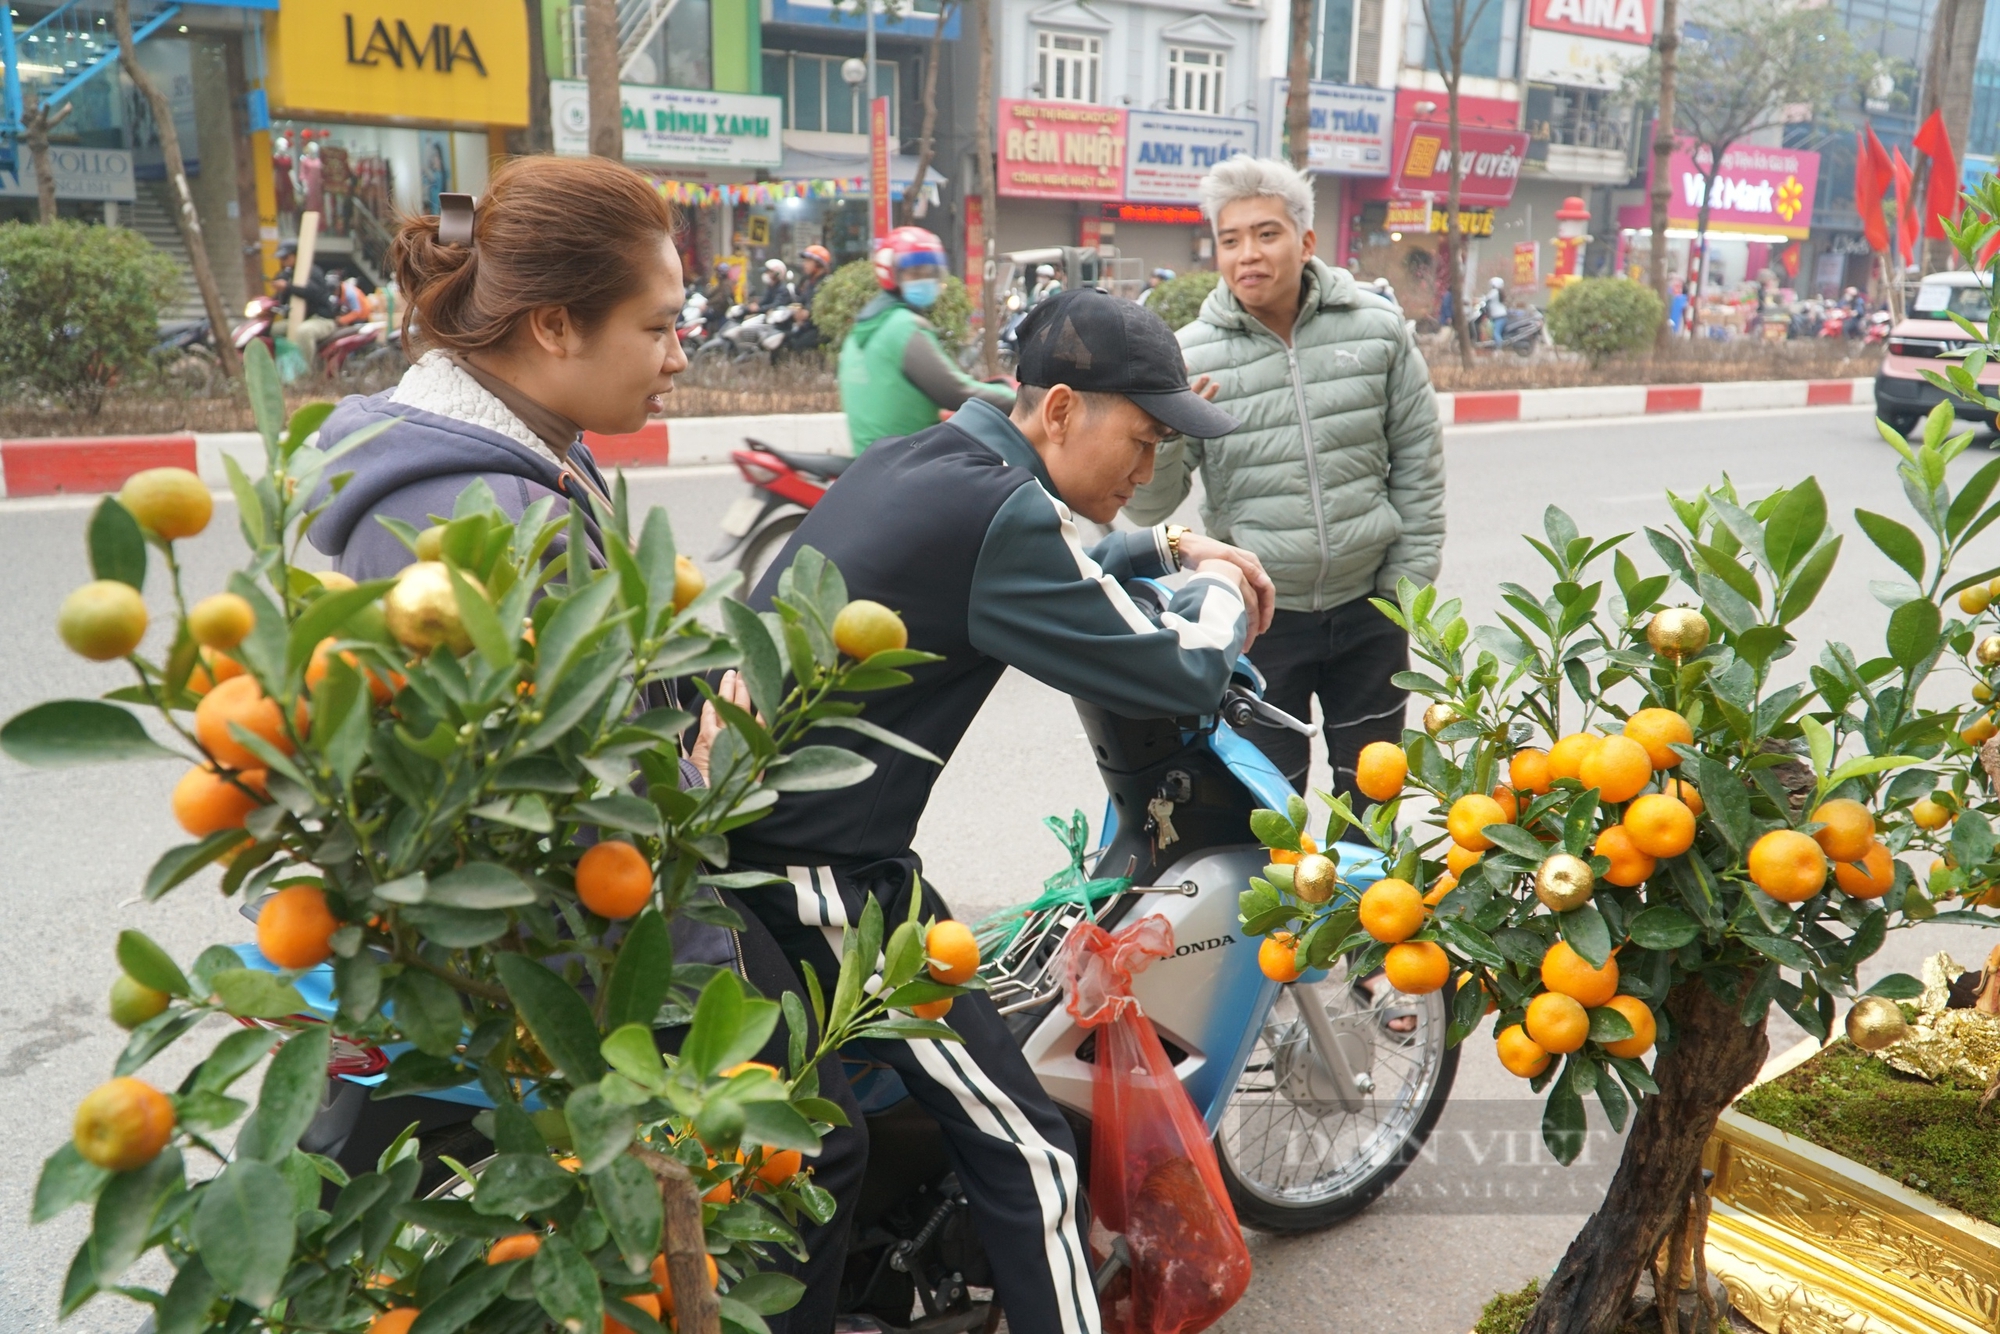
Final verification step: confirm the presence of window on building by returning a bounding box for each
[1037,30,1100,103]
[1317,0,1354,83]
[1403,0,1512,80]
[761,52,897,135]
[1167,47,1225,114]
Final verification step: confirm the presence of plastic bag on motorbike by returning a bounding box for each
[1064,915,1251,1334]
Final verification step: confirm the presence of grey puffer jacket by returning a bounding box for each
[1126,258,1444,613]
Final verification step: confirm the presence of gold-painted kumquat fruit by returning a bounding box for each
[1593,825,1657,887]
[1525,992,1591,1055]
[576,841,654,919]
[1446,794,1509,851]
[73,1076,175,1170]
[1497,1024,1551,1078]
[1579,734,1652,803]
[1810,799,1875,864]
[925,920,980,985]
[1355,740,1409,802]
[1748,829,1829,904]
[1382,941,1450,994]
[1601,995,1658,1059]
[257,885,338,969]
[1541,941,1619,1008]
[1623,793,1696,859]
[1834,842,1897,899]
[1358,878,1426,943]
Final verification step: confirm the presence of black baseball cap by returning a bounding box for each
[1014,288,1239,440]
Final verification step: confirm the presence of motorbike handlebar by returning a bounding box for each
[1222,685,1314,735]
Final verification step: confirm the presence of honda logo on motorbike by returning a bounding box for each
[1174,934,1236,957]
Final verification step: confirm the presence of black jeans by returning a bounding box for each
[1245,597,1410,834]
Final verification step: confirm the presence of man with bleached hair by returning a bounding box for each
[1126,156,1444,822]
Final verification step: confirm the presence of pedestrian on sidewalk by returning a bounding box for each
[1125,156,1445,822]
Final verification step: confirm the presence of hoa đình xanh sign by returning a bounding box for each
[1661,141,1821,239]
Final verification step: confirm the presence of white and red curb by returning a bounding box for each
[0,382,1874,500]
[1434,376,1876,426]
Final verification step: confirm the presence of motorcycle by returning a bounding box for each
[709,438,846,586]
[231,295,401,380]
[690,305,804,367]
[1495,305,1546,356]
[221,584,1459,1332]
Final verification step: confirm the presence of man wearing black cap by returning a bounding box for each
[731,287,1273,1334]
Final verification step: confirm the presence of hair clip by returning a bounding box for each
[438,193,477,248]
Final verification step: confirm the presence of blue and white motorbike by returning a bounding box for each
[234,581,1458,1334]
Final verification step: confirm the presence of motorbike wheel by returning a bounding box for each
[1214,952,1458,1232]
[738,513,805,590]
[689,339,732,367]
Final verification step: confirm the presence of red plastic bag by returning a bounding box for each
[1065,915,1252,1334]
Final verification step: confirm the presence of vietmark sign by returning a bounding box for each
[1394,123,1530,207]
[999,99,1127,200]
[1660,142,1820,238]
[1529,0,1653,45]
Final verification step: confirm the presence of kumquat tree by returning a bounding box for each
[11,342,979,1334]
[1239,209,2000,1330]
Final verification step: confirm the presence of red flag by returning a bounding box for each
[1913,110,1961,240]
[1855,126,1893,253]
[1781,243,1800,278]
[1893,147,1917,267]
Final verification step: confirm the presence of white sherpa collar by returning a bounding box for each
[389,350,561,465]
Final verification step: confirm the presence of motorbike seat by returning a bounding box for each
[765,447,854,478]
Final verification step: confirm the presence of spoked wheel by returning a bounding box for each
[737,512,804,588]
[1215,953,1457,1232]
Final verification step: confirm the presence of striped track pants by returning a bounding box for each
[739,857,1104,1334]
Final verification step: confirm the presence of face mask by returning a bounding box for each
[901,278,941,309]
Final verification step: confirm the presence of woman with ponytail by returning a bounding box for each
[305,156,868,1334]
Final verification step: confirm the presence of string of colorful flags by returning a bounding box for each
[652,178,868,208]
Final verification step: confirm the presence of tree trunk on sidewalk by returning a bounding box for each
[899,0,955,226]
[1685,165,1720,339]
[1916,0,1982,274]
[974,0,1000,377]
[113,0,240,378]
[514,0,554,156]
[1518,979,1770,1334]
[1286,0,1313,169]
[585,0,623,161]
[1444,80,1472,368]
[1649,0,1680,347]
[22,87,69,224]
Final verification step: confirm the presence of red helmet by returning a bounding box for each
[801,244,833,269]
[872,226,948,291]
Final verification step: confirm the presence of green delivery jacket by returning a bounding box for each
[838,295,1013,454]
[1126,258,1444,613]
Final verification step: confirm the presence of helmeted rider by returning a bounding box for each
[1140,266,1175,308]
[1029,262,1063,305]
[837,225,1014,453]
[749,257,794,313]
[795,244,833,309]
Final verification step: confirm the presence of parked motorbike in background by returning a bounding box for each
[710,437,845,584]
[231,296,401,380]
[689,305,807,367]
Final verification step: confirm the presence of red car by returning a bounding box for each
[1876,272,1999,435]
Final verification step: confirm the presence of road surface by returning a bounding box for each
[1,401,1994,1331]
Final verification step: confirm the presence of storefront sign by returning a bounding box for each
[1122,111,1257,203]
[1524,28,1647,88]
[998,100,1127,200]
[1264,80,1394,176]
[1657,141,1820,238]
[0,147,136,201]
[1514,241,1540,285]
[1394,123,1530,207]
[268,0,528,126]
[1104,203,1205,224]
[870,95,892,239]
[1385,199,1494,234]
[1528,0,1653,45]
[552,82,782,168]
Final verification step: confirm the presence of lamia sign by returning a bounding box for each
[1530,0,1653,46]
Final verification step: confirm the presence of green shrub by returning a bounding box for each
[1149,270,1222,331]
[811,258,972,354]
[0,220,180,413]
[1474,1279,1542,1334]
[1545,277,1665,363]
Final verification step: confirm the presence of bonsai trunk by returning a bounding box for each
[635,1147,722,1334]
[1518,978,1769,1334]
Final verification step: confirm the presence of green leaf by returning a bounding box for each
[723,597,786,723]
[1626,905,1699,950]
[1887,598,1943,674]
[408,1257,514,1334]
[210,968,309,1019]
[192,1158,296,1307]
[390,969,466,1057]
[427,862,539,909]
[1863,973,1925,999]
[399,904,511,948]
[237,1025,329,1162]
[33,1143,110,1224]
[729,1270,809,1315]
[494,953,608,1084]
[1557,905,1612,968]
[534,574,622,694]
[112,1007,200,1077]
[284,580,397,680]
[808,715,945,763]
[244,339,286,445]
[1248,808,1301,852]
[155,1254,217,1334]
[88,496,147,590]
[1799,716,1834,780]
[1478,823,1547,860]
[0,700,181,767]
[393,1199,529,1237]
[1824,754,1923,790]
[682,970,782,1078]
[590,1153,663,1276]
[1431,917,1507,968]
[1586,1007,1636,1044]
[1541,1064,1588,1165]
[116,929,190,996]
[603,907,675,1034]
[764,746,877,792]
[739,1100,822,1152]
[1739,934,1817,972]
[90,1146,182,1282]
[1763,478,1825,576]
[532,1231,603,1330]
[448,561,515,671]
[572,795,663,837]
[566,1082,639,1172]
[1690,755,1752,855]
[472,1153,576,1216]
[144,830,251,901]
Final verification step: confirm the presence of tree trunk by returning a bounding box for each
[1649,0,1679,347]
[974,0,1000,377]
[899,0,953,226]
[1444,67,1473,368]
[633,1148,722,1334]
[1917,0,1982,273]
[1685,162,1720,339]
[23,87,67,224]
[1518,978,1770,1334]
[585,0,623,161]
[1286,0,1314,169]
[114,0,241,378]
[515,0,554,156]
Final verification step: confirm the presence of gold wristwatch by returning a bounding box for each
[1164,524,1190,569]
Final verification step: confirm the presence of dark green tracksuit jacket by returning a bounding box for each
[734,397,1247,866]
